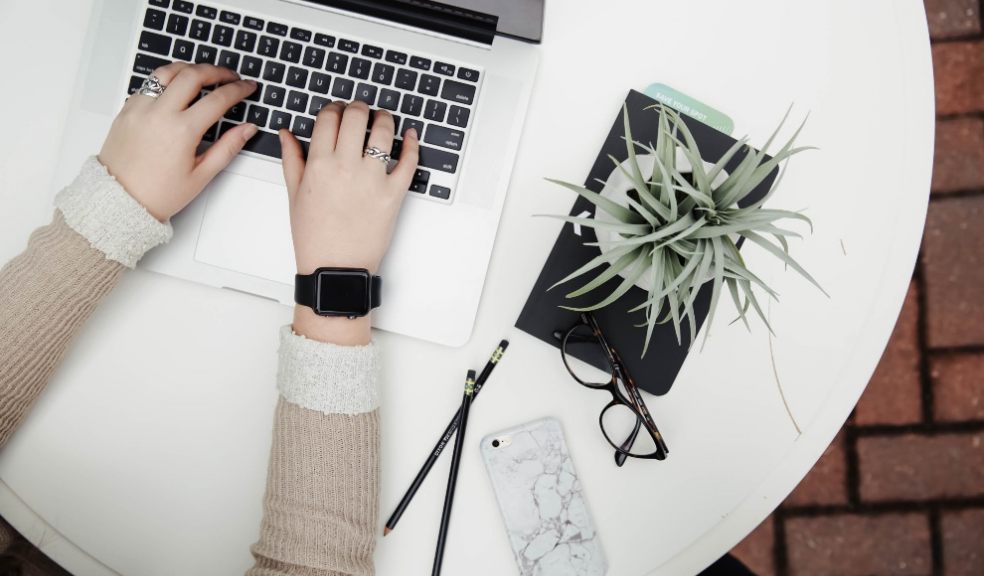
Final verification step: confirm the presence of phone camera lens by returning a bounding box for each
[491,439,500,448]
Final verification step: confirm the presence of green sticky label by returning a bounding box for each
[643,83,734,135]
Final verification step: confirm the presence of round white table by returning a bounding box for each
[0,1,934,574]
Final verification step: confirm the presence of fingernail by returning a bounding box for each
[407,127,418,140]
[243,124,258,140]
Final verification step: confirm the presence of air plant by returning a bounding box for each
[543,104,825,356]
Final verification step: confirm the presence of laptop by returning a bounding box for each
[54,0,542,346]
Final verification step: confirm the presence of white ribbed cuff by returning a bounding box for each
[277,325,380,415]
[55,156,173,268]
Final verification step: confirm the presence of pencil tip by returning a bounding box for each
[383,527,392,537]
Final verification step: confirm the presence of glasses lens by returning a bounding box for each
[562,323,615,387]
[600,403,661,458]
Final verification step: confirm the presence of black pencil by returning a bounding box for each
[383,339,509,536]
[431,370,476,576]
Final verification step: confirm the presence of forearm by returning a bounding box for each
[0,157,171,449]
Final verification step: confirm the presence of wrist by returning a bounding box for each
[293,305,371,346]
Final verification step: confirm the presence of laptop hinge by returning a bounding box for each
[297,0,498,45]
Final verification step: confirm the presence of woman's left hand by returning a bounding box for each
[98,62,259,221]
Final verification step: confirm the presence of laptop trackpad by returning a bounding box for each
[194,172,295,284]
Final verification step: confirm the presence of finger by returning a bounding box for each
[187,79,258,132]
[158,64,241,111]
[335,101,371,162]
[365,110,395,170]
[279,129,306,203]
[308,101,345,158]
[389,127,420,190]
[126,62,189,110]
[193,122,258,183]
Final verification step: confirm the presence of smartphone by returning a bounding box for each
[480,417,608,575]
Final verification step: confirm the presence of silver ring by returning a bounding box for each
[364,146,397,173]
[137,75,167,99]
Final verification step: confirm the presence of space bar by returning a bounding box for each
[242,130,282,159]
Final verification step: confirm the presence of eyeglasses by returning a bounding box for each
[554,312,669,466]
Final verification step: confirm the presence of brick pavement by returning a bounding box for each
[730,2,984,574]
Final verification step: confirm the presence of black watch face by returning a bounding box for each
[317,270,371,316]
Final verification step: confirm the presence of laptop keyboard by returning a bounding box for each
[128,0,484,203]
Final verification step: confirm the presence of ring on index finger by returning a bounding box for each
[363,146,397,173]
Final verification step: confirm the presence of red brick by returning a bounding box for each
[923,196,984,347]
[924,0,982,39]
[858,432,984,501]
[855,283,923,425]
[933,42,984,115]
[730,515,775,576]
[785,431,848,506]
[942,507,984,576]
[932,353,984,421]
[933,117,984,194]
[785,513,932,576]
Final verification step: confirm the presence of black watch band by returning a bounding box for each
[294,268,382,318]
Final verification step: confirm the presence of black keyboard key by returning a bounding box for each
[139,31,171,55]
[395,69,417,90]
[212,24,233,46]
[245,81,263,102]
[144,8,166,30]
[128,75,144,95]
[258,36,279,57]
[291,28,312,42]
[429,185,451,200]
[172,1,193,13]
[149,0,169,7]
[390,139,403,159]
[331,78,353,99]
[448,105,470,128]
[194,44,216,64]
[292,115,314,138]
[372,63,394,85]
[133,53,170,75]
[280,41,302,63]
[263,84,285,107]
[434,62,454,76]
[349,57,370,79]
[419,145,458,173]
[440,79,476,105]
[303,46,326,69]
[309,72,331,94]
[410,180,427,194]
[418,74,440,96]
[378,89,399,111]
[391,114,401,135]
[242,129,282,158]
[189,19,211,40]
[235,30,257,52]
[409,56,430,70]
[195,5,216,19]
[202,122,219,142]
[325,52,348,73]
[354,83,377,105]
[385,50,407,65]
[166,14,189,36]
[220,10,240,25]
[309,96,330,115]
[217,49,239,70]
[361,44,383,59]
[338,39,359,53]
[224,101,247,122]
[424,125,464,151]
[401,118,424,139]
[286,91,309,112]
[262,61,285,83]
[267,21,288,36]
[247,104,269,127]
[244,16,264,30]
[239,54,261,76]
[424,99,446,122]
[314,33,335,47]
[457,67,479,82]
[286,67,308,88]
[270,110,292,131]
[413,168,430,184]
[400,94,423,116]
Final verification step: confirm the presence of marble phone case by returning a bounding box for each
[480,418,607,575]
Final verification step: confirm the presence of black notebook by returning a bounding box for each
[516,90,778,395]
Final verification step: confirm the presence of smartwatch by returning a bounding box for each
[294,267,382,318]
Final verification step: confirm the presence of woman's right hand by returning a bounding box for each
[280,101,419,345]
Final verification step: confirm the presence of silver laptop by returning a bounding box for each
[54,0,541,346]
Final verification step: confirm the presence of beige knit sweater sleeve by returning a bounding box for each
[0,158,381,575]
